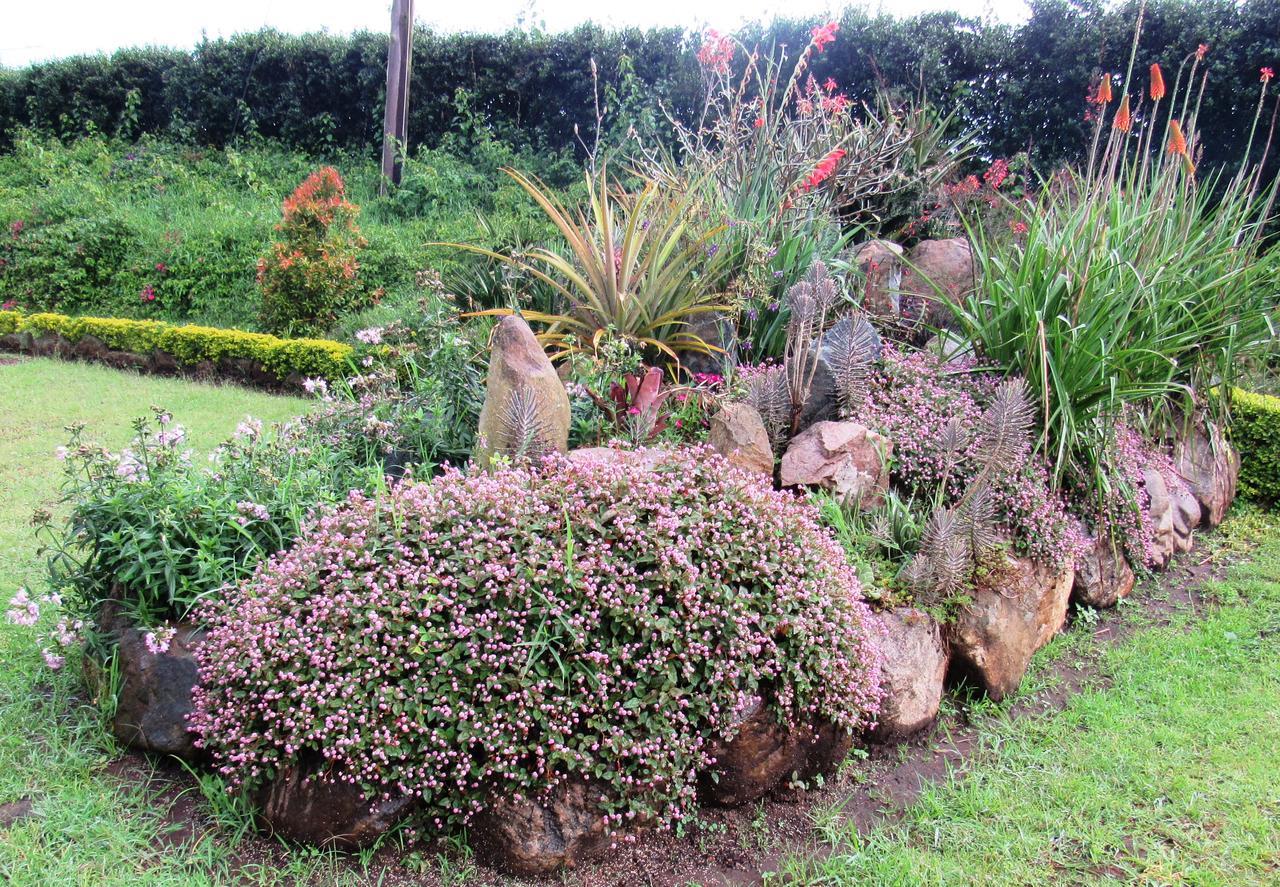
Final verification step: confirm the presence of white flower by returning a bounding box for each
[54,446,69,461]
[115,450,147,483]
[42,649,65,670]
[235,500,271,523]
[355,327,385,345]
[6,588,39,627]
[302,377,329,397]
[235,417,264,441]
[144,626,177,656]
[156,425,186,447]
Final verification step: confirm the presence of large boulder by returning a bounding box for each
[677,311,735,379]
[780,420,891,507]
[256,764,416,849]
[471,778,614,876]
[1072,524,1136,609]
[948,554,1074,701]
[707,402,775,477]
[1142,468,1178,569]
[698,697,806,807]
[898,238,975,332]
[869,607,949,742]
[1173,420,1239,528]
[475,315,571,465]
[92,602,204,757]
[842,239,904,318]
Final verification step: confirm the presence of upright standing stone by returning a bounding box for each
[475,315,570,466]
[1173,420,1239,528]
[707,402,775,477]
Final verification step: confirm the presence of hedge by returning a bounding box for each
[0,309,352,383]
[1230,388,1280,504]
[2,0,1277,175]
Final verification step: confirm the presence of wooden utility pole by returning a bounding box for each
[380,0,415,194]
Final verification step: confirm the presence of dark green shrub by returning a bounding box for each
[1230,388,1280,504]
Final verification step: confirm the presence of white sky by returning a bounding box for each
[0,0,1029,68]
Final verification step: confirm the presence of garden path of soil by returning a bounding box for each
[105,551,1223,887]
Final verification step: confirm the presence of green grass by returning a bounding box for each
[0,358,316,886]
[2,357,1279,885]
[776,520,1280,885]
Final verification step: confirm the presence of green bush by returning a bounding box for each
[37,407,389,629]
[1231,388,1280,504]
[2,309,353,382]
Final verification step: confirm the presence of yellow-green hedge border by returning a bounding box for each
[1230,387,1280,504]
[0,309,352,383]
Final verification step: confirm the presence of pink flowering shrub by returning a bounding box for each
[191,449,884,834]
[1092,420,1191,568]
[863,345,1086,569]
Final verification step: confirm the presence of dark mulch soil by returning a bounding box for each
[0,797,34,829]
[101,549,1228,887]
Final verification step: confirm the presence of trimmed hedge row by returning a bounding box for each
[0,309,352,384]
[1230,388,1280,504]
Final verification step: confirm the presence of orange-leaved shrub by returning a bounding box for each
[257,167,368,336]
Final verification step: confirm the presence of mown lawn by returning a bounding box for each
[1,357,1278,886]
[777,519,1280,886]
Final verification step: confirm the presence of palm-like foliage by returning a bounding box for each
[441,166,732,360]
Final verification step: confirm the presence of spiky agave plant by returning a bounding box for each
[438,166,733,361]
[743,364,792,454]
[823,310,880,418]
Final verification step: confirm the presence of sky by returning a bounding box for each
[0,0,1030,68]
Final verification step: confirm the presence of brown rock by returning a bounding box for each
[796,717,854,782]
[475,315,571,465]
[1173,420,1239,528]
[1170,480,1201,553]
[257,764,416,849]
[471,778,613,876]
[843,239,904,317]
[780,420,891,507]
[698,697,805,806]
[93,602,204,757]
[948,554,1074,701]
[870,607,949,742]
[899,238,975,331]
[1072,524,1136,609]
[708,403,775,477]
[1142,468,1176,569]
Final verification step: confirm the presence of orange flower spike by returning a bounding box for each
[1113,94,1132,132]
[1096,74,1113,104]
[1149,63,1166,100]
[1167,118,1187,155]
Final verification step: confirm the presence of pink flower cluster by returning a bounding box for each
[191,449,884,834]
[863,346,1086,568]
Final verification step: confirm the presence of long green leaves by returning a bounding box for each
[438,166,732,360]
[955,163,1278,489]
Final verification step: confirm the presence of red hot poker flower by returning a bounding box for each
[1149,64,1166,100]
[1113,94,1132,132]
[1093,74,1113,105]
[1167,119,1188,156]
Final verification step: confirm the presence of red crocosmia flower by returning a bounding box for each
[697,29,735,74]
[983,158,1010,190]
[1263,67,1275,83]
[1149,63,1166,100]
[824,77,838,92]
[1009,220,1029,235]
[155,261,167,273]
[798,148,846,193]
[1196,44,1209,61]
[753,117,765,128]
[810,22,838,53]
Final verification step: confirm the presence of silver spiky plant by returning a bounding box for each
[498,387,548,462]
[744,364,792,454]
[824,311,879,418]
[902,378,1034,600]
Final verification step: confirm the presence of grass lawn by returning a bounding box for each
[777,519,1280,886]
[1,357,1278,886]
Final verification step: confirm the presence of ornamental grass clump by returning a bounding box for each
[191,449,884,834]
